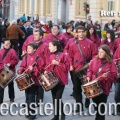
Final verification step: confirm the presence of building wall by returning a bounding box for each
[10,0,120,26]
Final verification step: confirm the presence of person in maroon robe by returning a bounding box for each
[86,26,101,49]
[17,42,44,119]
[101,29,115,56]
[22,26,40,56]
[42,24,67,48]
[0,38,19,104]
[113,46,120,115]
[113,37,120,52]
[45,40,70,120]
[86,44,117,120]
[62,24,74,42]
[69,26,97,112]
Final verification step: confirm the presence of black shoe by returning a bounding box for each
[25,114,29,118]
[85,98,90,108]
[70,93,73,96]
[51,116,59,120]
[22,104,26,107]
[10,99,14,102]
[117,112,120,116]
[29,115,36,120]
[61,114,65,120]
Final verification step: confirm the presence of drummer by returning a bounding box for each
[68,26,97,112]
[0,38,19,104]
[86,44,117,120]
[17,42,44,119]
[113,46,120,115]
[45,40,70,120]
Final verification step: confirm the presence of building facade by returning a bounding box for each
[7,0,120,25]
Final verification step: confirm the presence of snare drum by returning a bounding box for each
[82,80,103,98]
[15,73,34,91]
[39,72,59,91]
[0,65,16,89]
[75,63,89,84]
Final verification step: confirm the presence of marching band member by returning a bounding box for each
[0,38,19,104]
[113,37,120,52]
[62,24,74,42]
[86,44,117,120]
[22,30,50,106]
[22,26,40,56]
[69,26,97,112]
[45,40,70,120]
[113,46,120,115]
[34,30,50,106]
[86,26,101,49]
[101,30,115,56]
[42,25,67,48]
[64,28,77,97]
[17,42,44,120]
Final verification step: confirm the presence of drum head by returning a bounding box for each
[83,80,98,86]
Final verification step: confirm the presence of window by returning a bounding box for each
[46,0,51,15]
[26,0,30,14]
[75,0,86,16]
[108,0,114,11]
[37,0,41,15]
[19,0,25,13]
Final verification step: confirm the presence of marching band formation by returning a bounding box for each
[0,21,120,120]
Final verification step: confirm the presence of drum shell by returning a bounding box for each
[82,80,103,98]
[38,72,59,91]
[75,63,89,84]
[0,65,16,88]
[15,73,34,91]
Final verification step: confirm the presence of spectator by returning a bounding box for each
[20,14,26,21]
[6,20,25,53]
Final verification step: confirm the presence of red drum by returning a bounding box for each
[82,80,103,98]
[15,73,34,91]
[39,72,59,91]
[0,65,16,89]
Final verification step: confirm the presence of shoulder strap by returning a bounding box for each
[2,48,11,60]
[96,63,106,77]
[76,40,86,63]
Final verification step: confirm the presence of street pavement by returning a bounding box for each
[0,62,120,120]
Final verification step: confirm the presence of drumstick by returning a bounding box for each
[44,63,53,70]
[22,62,37,74]
[113,58,120,61]
[21,53,26,58]
[94,71,110,81]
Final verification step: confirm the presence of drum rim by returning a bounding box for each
[82,80,99,86]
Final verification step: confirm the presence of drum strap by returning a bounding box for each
[76,40,87,63]
[96,63,106,77]
[53,52,61,71]
[2,48,11,60]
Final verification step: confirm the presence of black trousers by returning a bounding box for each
[10,39,18,53]
[70,71,75,94]
[36,85,44,103]
[92,94,108,120]
[72,71,84,111]
[51,83,65,118]
[114,78,120,113]
[25,85,38,116]
[0,81,15,103]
